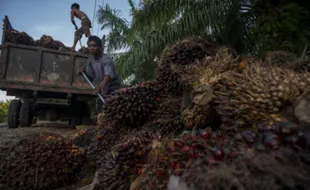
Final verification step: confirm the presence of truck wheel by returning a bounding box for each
[8,100,22,128]
[20,99,34,128]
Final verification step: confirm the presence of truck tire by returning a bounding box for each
[20,99,34,128]
[8,100,22,128]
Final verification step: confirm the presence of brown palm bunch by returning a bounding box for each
[213,63,310,130]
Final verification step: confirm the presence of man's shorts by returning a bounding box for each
[76,18,91,38]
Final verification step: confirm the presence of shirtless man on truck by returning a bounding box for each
[70,3,92,51]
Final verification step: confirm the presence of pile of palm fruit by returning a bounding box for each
[4,28,88,54]
[0,133,85,190]
[5,29,35,46]
[2,35,310,189]
[89,36,310,190]
[33,35,71,51]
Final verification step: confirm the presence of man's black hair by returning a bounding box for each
[71,3,80,9]
[87,35,102,48]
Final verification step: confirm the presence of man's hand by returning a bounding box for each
[75,25,78,30]
[78,67,85,75]
[95,83,104,94]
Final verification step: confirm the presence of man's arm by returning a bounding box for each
[71,10,78,30]
[96,57,115,92]
[79,59,94,81]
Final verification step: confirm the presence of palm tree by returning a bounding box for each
[96,0,160,84]
[96,0,310,84]
[96,3,131,53]
[129,0,310,56]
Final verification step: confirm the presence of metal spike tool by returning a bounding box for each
[82,72,105,103]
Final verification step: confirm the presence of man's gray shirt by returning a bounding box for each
[85,53,120,95]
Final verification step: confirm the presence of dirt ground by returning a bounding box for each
[0,122,78,153]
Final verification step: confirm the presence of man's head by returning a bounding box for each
[87,35,103,55]
[71,3,80,10]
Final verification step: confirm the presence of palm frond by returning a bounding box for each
[97,4,129,31]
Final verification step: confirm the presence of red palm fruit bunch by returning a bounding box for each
[144,96,185,138]
[180,146,310,190]
[94,130,153,190]
[252,121,309,153]
[137,129,240,190]
[102,85,159,127]
[137,140,171,190]
[231,119,310,158]
[0,134,84,190]
[165,130,240,176]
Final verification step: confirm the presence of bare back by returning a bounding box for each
[71,9,89,20]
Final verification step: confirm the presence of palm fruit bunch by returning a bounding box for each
[181,105,210,128]
[178,47,240,127]
[255,121,310,153]
[213,63,310,130]
[137,129,240,190]
[155,63,192,96]
[155,37,217,96]
[291,60,310,72]
[71,126,98,148]
[102,85,160,127]
[85,123,130,164]
[0,134,84,190]
[183,46,243,96]
[161,37,217,66]
[180,145,310,190]
[135,140,171,190]
[5,29,35,46]
[94,130,152,190]
[144,95,184,138]
[263,50,298,68]
[38,35,66,50]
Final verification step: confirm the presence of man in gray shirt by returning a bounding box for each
[79,35,120,113]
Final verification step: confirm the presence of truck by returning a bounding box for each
[0,15,96,128]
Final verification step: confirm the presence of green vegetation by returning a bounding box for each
[0,100,11,123]
[96,0,310,84]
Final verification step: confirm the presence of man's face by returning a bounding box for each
[87,41,101,55]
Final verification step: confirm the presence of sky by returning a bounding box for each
[0,0,136,101]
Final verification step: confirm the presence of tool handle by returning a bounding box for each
[82,72,105,103]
